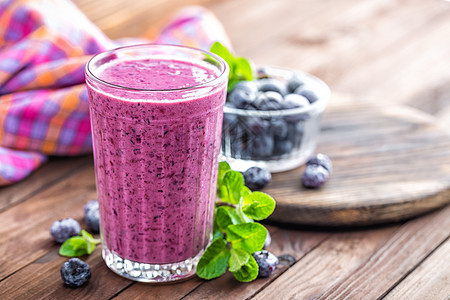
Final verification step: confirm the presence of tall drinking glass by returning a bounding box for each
[85,44,228,282]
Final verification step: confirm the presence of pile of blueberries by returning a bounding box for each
[222,71,319,160]
[50,200,100,288]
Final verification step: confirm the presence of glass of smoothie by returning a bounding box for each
[85,44,229,282]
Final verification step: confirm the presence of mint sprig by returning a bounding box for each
[59,230,100,257]
[210,42,254,92]
[197,162,276,282]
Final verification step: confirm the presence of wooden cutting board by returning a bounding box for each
[266,95,450,226]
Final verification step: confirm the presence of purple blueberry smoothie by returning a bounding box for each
[85,45,228,282]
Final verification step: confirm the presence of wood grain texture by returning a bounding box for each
[384,237,450,300]
[267,96,450,225]
[255,203,450,300]
[0,156,92,212]
[0,160,96,281]
[181,228,330,300]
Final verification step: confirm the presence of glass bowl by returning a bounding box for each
[220,66,330,173]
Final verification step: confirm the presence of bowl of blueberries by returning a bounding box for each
[220,66,330,173]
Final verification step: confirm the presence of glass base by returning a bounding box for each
[102,246,201,283]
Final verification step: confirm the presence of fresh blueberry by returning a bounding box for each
[307,153,332,172]
[85,207,100,233]
[294,88,319,104]
[60,258,91,287]
[270,118,288,139]
[286,121,304,148]
[287,74,304,93]
[282,93,310,109]
[83,200,99,215]
[273,139,293,156]
[253,250,279,278]
[243,166,272,190]
[264,229,272,249]
[244,117,270,135]
[252,93,283,111]
[228,88,257,109]
[302,164,329,188]
[251,134,274,159]
[232,80,259,95]
[257,78,286,95]
[50,218,81,243]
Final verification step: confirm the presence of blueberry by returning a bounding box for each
[287,122,304,148]
[253,250,279,278]
[232,80,259,95]
[270,118,288,139]
[244,117,270,135]
[50,218,81,243]
[307,153,332,172]
[251,134,274,159]
[302,164,329,188]
[264,229,272,249]
[282,94,310,109]
[294,88,319,104]
[257,78,286,95]
[83,200,99,215]
[273,139,293,156]
[243,166,271,190]
[287,74,304,93]
[252,93,282,111]
[228,88,257,109]
[60,258,91,287]
[85,207,100,233]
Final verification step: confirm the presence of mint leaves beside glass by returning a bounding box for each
[197,162,276,282]
[59,230,101,257]
[210,42,254,92]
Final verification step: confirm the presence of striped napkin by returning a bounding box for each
[0,0,231,186]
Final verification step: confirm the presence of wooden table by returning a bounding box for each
[1,0,450,299]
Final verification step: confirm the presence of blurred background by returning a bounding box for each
[73,0,450,130]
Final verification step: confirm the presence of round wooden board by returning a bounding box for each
[266,95,450,226]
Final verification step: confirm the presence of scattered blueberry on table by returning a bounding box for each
[263,229,272,249]
[60,258,91,287]
[85,206,100,234]
[83,200,99,215]
[302,153,332,188]
[243,166,272,190]
[307,153,332,172]
[253,250,279,278]
[50,218,81,243]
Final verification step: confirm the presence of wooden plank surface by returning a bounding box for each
[0,0,449,299]
[384,237,450,300]
[267,96,450,225]
[255,204,450,300]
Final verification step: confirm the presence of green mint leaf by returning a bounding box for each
[232,254,259,282]
[210,41,235,74]
[215,206,241,232]
[221,171,244,204]
[242,192,276,221]
[234,57,253,81]
[228,248,250,272]
[226,223,267,253]
[217,161,231,187]
[81,230,100,254]
[213,230,224,241]
[59,236,88,257]
[197,237,231,280]
[241,186,251,199]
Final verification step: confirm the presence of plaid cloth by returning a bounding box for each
[0,0,231,186]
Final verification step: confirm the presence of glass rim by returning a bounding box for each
[85,43,229,92]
